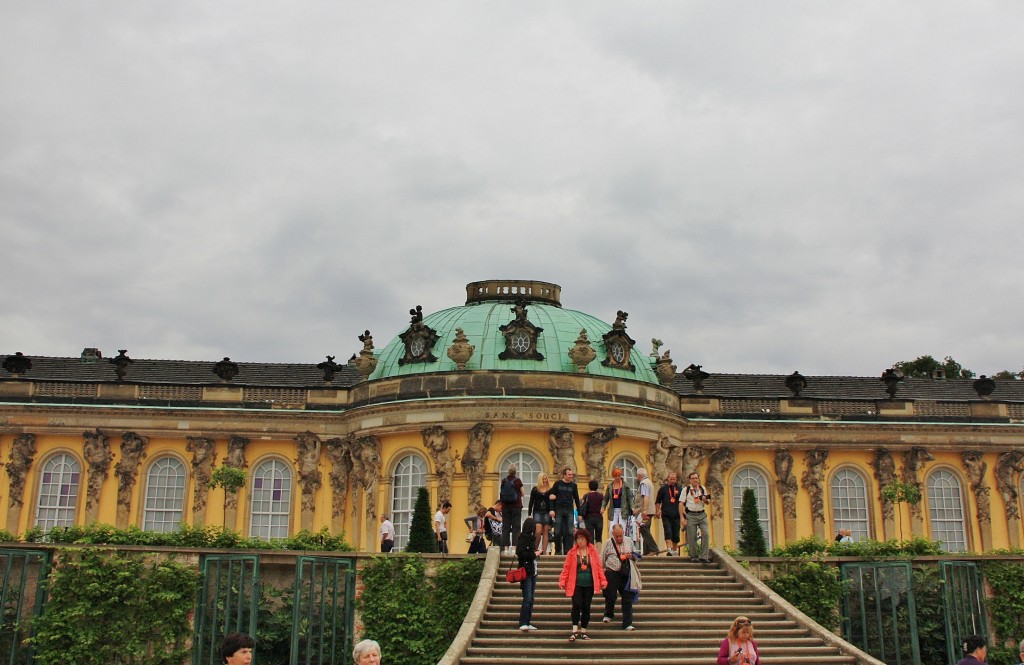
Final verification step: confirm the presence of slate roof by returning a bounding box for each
[0,355,363,388]
[672,373,1024,402]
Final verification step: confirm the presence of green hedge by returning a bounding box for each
[10,523,352,551]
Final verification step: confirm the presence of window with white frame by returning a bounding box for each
[249,459,292,540]
[391,454,427,551]
[830,468,871,541]
[35,454,80,530]
[610,456,640,495]
[732,467,772,548]
[499,450,543,527]
[142,457,186,532]
[927,469,968,552]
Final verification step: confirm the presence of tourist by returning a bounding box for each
[956,635,987,665]
[716,616,761,665]
[549,468,581,556]
[516,517,540,631]
[485,500,503,547]
[682,472,711,563]
[580,479,605,544]
[1013,637,1024,665]
[600,523,639,630]
[655,471,683,556]
[839,528,853,544]
[529,472,553,554]
[468,507,488,554]
[352,638,382,665]
[500,464,524,555]
[635,467,658,555]
[601,468,633,534]
[379,514,395,553]
[558,528,606,642]
[220,633,254,665]
[434,501,451,554]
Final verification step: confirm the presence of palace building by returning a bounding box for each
[2,279,1023,553]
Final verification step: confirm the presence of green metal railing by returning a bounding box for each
[0,549,51,665]
[290,557,355,665]
[940,561,986,665]
[192,554,260,665]
[842,561,920,665]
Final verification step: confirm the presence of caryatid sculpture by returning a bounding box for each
[548,427,576,475]
[295,432,323,528]
[962,450,992,551]
[774,448,799,541]
[186,436,216,526]
[326,435,354,526]
[801,448,830,536]
[682,445,708,479]
[224,436,249,513]
[461,423,493,514]
[82,429,113,523]
[584,427,618,486]
[355,435,383,543]
[421,426,456,508]
[5,434,36,533]
[901,446,934,532]
[995,450,1024,520]
[705,447,736,521]
[871,448,898,524]
[114,432,148,527]
[648,434,682,484]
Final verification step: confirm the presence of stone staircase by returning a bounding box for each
[452,549,881,665]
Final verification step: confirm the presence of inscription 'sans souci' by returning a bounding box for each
[481,411,566,421]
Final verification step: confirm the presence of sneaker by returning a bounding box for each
[602,617,611,623]
[624,625,636,631]
[689,557,699,563]
[525,625,538,631]
[699,557,712,564]
[519,625,531,632]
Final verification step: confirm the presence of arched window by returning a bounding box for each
[610,456,640,495]
[732,467,772,548]
[249,459,292,540]
[831,468,871,541]
[35,454,80,530]
[391,454,427,552]
[142,457,186,532]
[927,469,968,552]
[499,451,543,527]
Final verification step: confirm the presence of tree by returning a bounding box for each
[881,479,921,541]
[404,487,437,553]
[738,488,768,556]
[993,369,1023,381]
[893,355,974,379]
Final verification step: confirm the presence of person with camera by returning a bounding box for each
[682,472,711,563]
[716,616,761,665]
[600,523,639,630]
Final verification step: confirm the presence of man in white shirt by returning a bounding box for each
[434,501,451,554]
[380,514,395,553]
[635,468,659,555]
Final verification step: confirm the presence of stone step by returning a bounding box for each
[474,625,812,637]
[467,645,844,658]
[460,656,857,665]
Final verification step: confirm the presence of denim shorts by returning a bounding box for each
[533,511,552,526]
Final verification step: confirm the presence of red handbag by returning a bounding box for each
[505,563,528,583]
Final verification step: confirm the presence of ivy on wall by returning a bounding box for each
[358,555,484,665]
[982,556,1024,665]
[11,523,352,551]
[29,548,201,665]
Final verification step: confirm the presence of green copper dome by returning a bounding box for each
[368,280,661,384]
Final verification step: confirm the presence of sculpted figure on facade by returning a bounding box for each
[355,435,383,536]
[114,432,148,526]
[295,432,323,516]
[801,448,830,527]
[901,447,934,520]
[422,425,456,507]
[326,435,354,520]
[186,436,216,521]
[682,445,709,479]
[83,429,113,520]
[584,427,618,486]
[871,448,898,521]
[961,451,991,525]
[995,450,1024,521]
[6,434,36,509]
[648,434,682,484]
[224,436,250,512]
[705,447,736,520]
[774,449,799,520]
[548,427,576,474]
[461,422,493,513]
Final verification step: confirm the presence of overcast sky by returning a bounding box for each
[2,3,1022,377]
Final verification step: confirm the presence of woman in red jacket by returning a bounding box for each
[558,528,607,642]
[717,616,762,665]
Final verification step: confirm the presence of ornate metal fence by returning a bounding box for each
[0,549,50,665]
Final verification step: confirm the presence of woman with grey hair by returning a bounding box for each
[352,638,381,665]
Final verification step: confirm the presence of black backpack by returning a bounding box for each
[500,477,518,503]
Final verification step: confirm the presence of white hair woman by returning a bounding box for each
[352,639,381,665]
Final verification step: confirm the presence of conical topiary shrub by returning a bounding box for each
[738,487,768,556]
[404,486,437,553]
